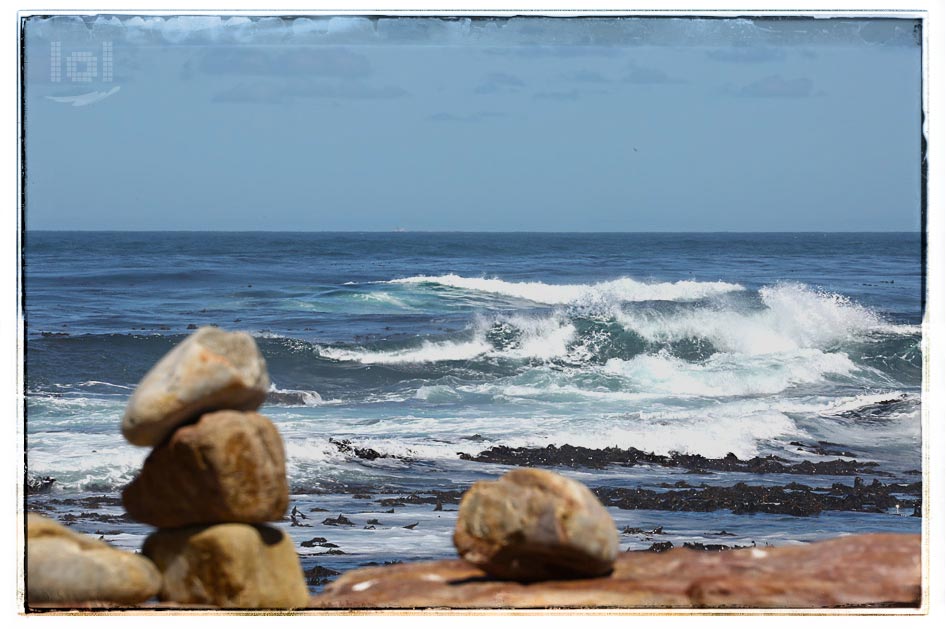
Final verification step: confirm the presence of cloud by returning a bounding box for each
[533,89,582,102]
[731,75,814,98]
[212,80,407,104]
[474,72,525,95]
[427,111,507,123]
[560,69,610,84]
[622,62,686,85]
[194,47,371,79]
[482,45,621,58]
[706,47,787,63]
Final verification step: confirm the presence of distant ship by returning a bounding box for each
[393,227,407,233]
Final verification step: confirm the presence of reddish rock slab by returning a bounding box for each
[309,534,921,609]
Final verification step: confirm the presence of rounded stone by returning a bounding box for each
[122,326,270,447]
[453,468,619,581]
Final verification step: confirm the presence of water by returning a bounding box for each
[23,231,923,591]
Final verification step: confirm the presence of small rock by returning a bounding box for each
[322,514,355,527]
[453,468,619,581]
[122,326,269,446]
[26,514,161,606]
[122,411,288,528]
[143,523,308,609]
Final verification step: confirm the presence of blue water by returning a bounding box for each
[24,231,923,587]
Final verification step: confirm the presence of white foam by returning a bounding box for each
[603,348,858,397]
[389,274,743,305]
[320,338,492,364]
[318,312,576,365]
[614,282,912,355]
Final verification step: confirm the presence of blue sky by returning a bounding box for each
[24,16,922,231]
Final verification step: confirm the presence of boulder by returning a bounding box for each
[143,523,309,609]
[312,533,921,609]
[453,468,619,581]
[26,513,161,606]
[122,410,289,528]
[122,326,269,447]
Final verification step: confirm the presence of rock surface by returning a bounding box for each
[143,523,308,609]
[26,513,161,606]
[122,326,269,447]
[311,533,921,609]
[122,410,289,528]
[453,468,619,581]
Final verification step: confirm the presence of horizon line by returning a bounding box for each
[24,229,922,234]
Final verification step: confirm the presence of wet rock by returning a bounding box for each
[322,514,355,526]
[26,514,161,606]
[592,479,920,517]
[122,410,288,528]
[460,444,883,476]
[305,565,341,587]
[645,541,675,553]
[122,326,269,447]
[311,534,920,609]
[453,468,619,581]
[143,523,308,609]
[26,475,56,494]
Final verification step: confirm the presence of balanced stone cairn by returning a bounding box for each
[120,326,309,609]
[453,468,619,581]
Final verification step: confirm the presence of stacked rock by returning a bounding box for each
[120,326,309,609]
[453,468,619,581]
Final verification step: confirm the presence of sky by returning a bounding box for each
[23,16,923,231]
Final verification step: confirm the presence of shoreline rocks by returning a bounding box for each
[121,326,269,447]
[143,523,309,609]
[26,514,161,606]
[460,443,884,476]
[117,327,306,609]
[312,533,921,609]
[122,410,289,528]
[453,468,619,581]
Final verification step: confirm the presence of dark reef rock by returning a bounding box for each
[593,478,921,517]
[460,443,884,476]
[305,565,341,587]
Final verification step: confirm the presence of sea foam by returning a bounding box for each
[389,274,744,305]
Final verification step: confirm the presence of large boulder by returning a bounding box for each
[143,523,309,609]
[453,468,619,581]
[122,410,289,528]
[26,513,161,606]
[122,326,269,447]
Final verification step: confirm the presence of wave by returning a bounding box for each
[603,349,860,397]
[388,274,744,305]
[317,313,576,365]
[613,283,916,356]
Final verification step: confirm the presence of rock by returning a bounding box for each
[311,533,921,609]
[453,468,619,581]
[26,513,161,606]
[122,410,289,528]
[143,523,308,609]
[122,326,269,446]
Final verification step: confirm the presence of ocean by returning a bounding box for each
[23,231,923,592]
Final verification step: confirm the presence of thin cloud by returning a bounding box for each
[212,80,407,104]
[706,47,787,63]
[427,111,507,123]
[195,47,372,79]
[533,89,581,102]
[732,75,814,98]
[622,62,686,85]
[560,69,610,84]
[474,72,526,95]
